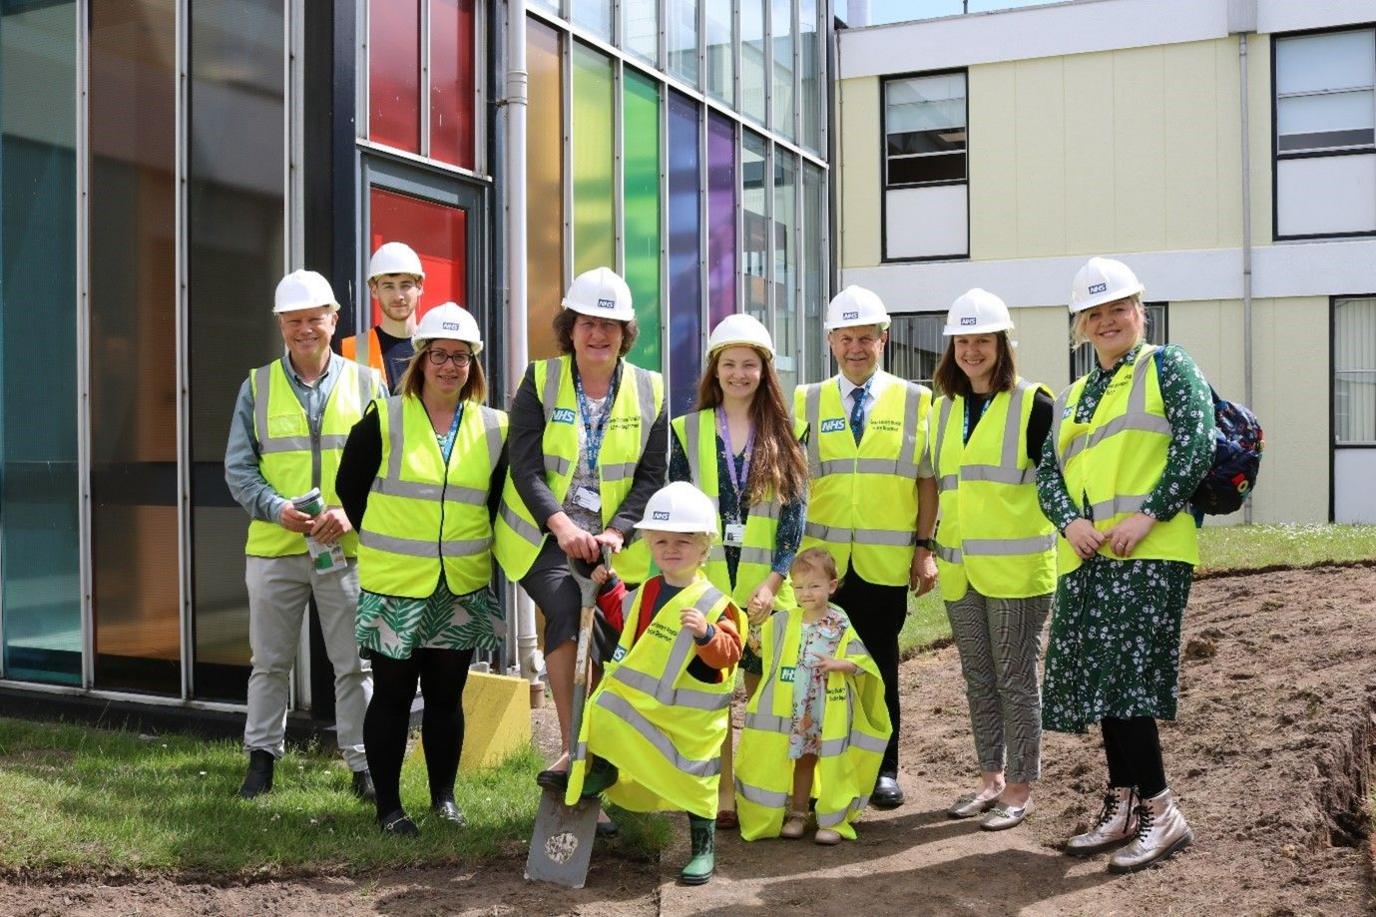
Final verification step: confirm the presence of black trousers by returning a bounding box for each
[363,647,474,818]
[1101,716,1167,798]
[833,571,908,777]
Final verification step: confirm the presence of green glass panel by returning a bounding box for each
[571,44,615,276]
[622,71,661,372]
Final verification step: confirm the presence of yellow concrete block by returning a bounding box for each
[410,669,533,772]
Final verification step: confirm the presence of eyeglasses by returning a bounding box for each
[427,349,473,367]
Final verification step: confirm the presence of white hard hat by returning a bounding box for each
[1069,257,1144,314]
[633,481,718,535]
[825,286,890,331]
[707,313,775,359]
[412,302,483,355]
[368,242,425,282]
[274,269,340,313]
[562,266,635,322]
[943,288,1014,336]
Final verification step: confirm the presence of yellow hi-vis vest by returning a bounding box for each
[670,409,800,612]
[734,606,890,840]
[245,357,381,558]
[564,573,739,818]
[931,379,1057,602]
[494,356,664,584]
[794,373,932,586]
[357,395,508,598]
[1052,345,1199,575]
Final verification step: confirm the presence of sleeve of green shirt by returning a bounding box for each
[1141,344,1216,521]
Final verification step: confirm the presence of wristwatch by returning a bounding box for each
[915,537,936,551]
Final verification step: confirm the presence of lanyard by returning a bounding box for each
[715,407,754,520]
[963,394,991,444]
[573,364,616,472]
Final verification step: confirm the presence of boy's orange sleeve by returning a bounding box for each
[692,604,743,670]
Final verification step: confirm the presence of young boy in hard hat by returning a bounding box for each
[340,241,424,389]
[224,269,386,802]
[563,481,743,885]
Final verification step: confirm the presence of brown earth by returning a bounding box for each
[2,565,1373,916]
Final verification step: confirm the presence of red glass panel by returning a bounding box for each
[369,0,421,152]
[369,187,468,326]
[430,0,475,169]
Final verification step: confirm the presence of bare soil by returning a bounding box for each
[2,565,1373,916]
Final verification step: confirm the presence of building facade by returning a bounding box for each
[836,0,1376,524]
[0,1,833,714]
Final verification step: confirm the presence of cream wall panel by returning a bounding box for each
[1170,297,1329,524]
[839,77,881,269]
[1164,42,1222,250]
[1011,306,1072,397]
[1061,54,1118,257]
[1012,59,1067,258]
[969,63,1018,260]
[1111,46,1168,254]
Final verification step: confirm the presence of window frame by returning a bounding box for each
[1331,294,1376,449]
[1271,22,1376,243]
[883,311,947,388]
[1069,302,1170,384]
[879,67,970,264]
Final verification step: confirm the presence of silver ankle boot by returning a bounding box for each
[1108,787,1194,874]
[1065,786,1137,856]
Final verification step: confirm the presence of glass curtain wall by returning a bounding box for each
[667,0,699,86]
[571,0,612,40]
[773,153,797,390]
[526,20,564,359]
[187,0,286,701]
[430,0,477,169]
[623,0,658,64]
[771,0,795,140]
[803,163,826,381]
[667,92,702,415]
[742,132,768,329]
[623,70,663,371]
[800,0,820,151]
[571,44,615,275]
[706,113,737,329]
[740,0,767,124]
[369,0,421,152]
[89,0,181,694]
[1,0,81,685]
[705,0,734,104]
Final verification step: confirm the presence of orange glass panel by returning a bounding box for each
[369,187,468,326]
[430,0,475,169]
[369,0,421,152]
[526,18,564,360]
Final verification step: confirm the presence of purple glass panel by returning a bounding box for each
[707,112,737,331]
[667,91,702,417]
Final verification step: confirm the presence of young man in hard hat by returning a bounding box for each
[225,268,386,802]
[340,241,424,389]
[793,286,939,810]
[565,481,743,885]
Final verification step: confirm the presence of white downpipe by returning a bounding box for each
[1238,31,1254,525]
[505,0,542,683]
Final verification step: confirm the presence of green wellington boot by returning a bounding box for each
[680,813,716,885]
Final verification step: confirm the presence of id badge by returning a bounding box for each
[723,522,746,547]
[573,487,602,512]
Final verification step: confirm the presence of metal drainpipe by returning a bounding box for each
[505,0,542,684]
[1238,31,1254,525]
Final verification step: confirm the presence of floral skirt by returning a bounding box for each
[1041,557,1193,734]
[356,576,503,660]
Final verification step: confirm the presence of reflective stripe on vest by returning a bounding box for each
[930,379,1056,601]
[564,576,735,814]
[1052,346,1198,574]
[357,395,507,598]
[672,409,798,612]
[795,374,931,586]
[246,358,379,557]
[494,356,664,584]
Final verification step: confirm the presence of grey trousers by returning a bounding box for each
[945,589,1052,783]
[244,554,371,770]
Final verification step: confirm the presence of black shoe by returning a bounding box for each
[535,768,570,792]
[379,809,419,836]
[431,798,466,826]
[581,758,620,798]
[351,769,376,803]
[871,775,906,809]
[238,750,275,799]
[595,814,619,838]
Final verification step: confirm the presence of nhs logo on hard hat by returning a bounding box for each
[960,316,976,326]
[442,321,461,331]
[843,310,860,320]
[597,298,616,310]
[1088,282,1108,295]
[652,511,671,521]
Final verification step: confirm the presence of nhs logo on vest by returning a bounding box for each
[779,666,797,683]
[551,408,577,424]
[820,418,847,434]
[611,646,627,662]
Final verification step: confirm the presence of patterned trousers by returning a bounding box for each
[944,590,1052,783]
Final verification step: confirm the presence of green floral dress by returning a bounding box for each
[1036,344,1215,734]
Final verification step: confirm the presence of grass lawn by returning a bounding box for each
[0,718,666,876]
[901,523,1376,656]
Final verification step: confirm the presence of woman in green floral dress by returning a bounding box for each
[1037,258,1215,874]
[336,303,508,836]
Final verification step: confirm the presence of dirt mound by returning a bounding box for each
[1,565,1372,916]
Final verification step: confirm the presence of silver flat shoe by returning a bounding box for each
[948,791,1001,819]
[980,800,1032,831]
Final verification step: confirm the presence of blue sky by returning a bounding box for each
[846,0,1062,26]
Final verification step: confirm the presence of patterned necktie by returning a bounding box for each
[849,388,866,445]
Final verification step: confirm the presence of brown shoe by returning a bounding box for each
[715,809,739,830]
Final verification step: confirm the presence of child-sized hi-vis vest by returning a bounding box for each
[734,605,890,841]
[1052,345,1199,576]
[246,357,381,558]
[670,409,802,612]
[564,572,740,818]
[794,373,932,586]
[357,395,508,598]
[494,356,664,584]
[930,378,1057,602]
